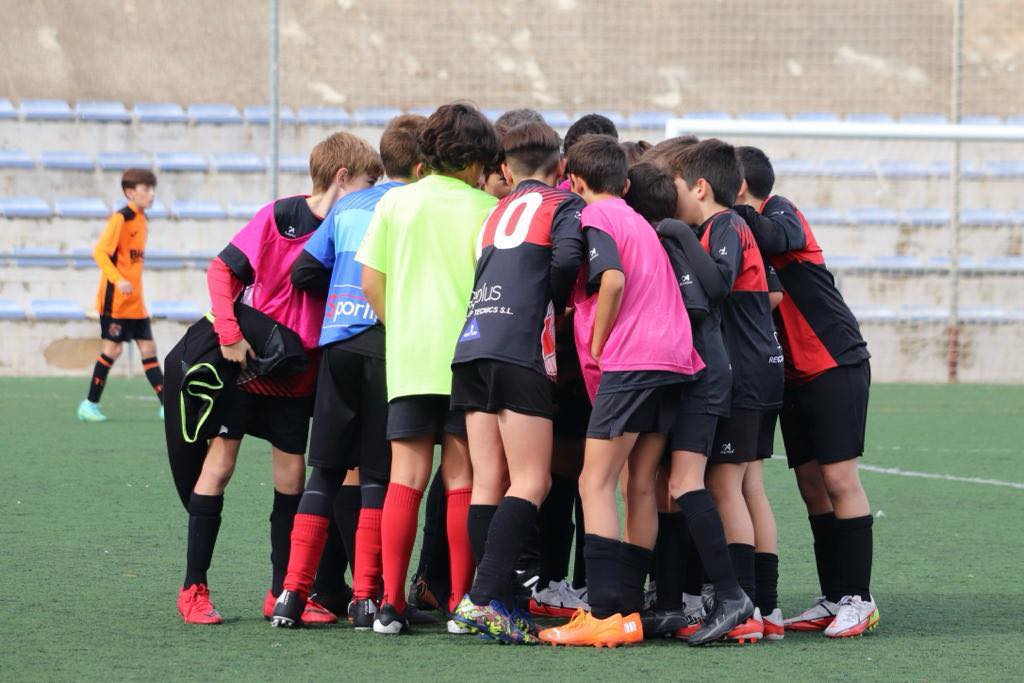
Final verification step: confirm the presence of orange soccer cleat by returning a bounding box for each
[539,609,644,648]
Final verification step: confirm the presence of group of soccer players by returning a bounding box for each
[143,103,877,647]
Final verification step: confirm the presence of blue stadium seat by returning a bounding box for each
[960,160,985,180]
[0,149,35,169]
[155,151,208,172]
[0,299,24,319]
[227,202,264,219]
[877,159,928,179]
[133,102,187,123]
[243,105,297,125]
[896,305,947,323]
[899,113,948,124]
[771,158,816,176]
[13,247,67,267]
[543,110,574,128]
[188,249,218,268]
[55,197,109,219]
[1006,115,1024,127]
[575,111,625,129]
[145,199,169,219]
[0,197,51,218]
[144,249,186,270]
[407,106,435,118]
[1010,210,1024,225]
[171,200,226,220]
[850,306,898,323]
[187,103,242,125]
[824,254,866,270]
[276,154,308,173]
[849,207,899,225]
[925,160,952,177]
[821,158,874,177]
[925,255,977,270]
[872,255,923,271]
[70,247,95,268]
[738,111,786,121]
[29,298,85,320]
[800,207,843,225]
[76,100,130,122]
[901,207,950,227]
[97,151,152,171]
[961,115,1002,125]
[20,99,73,121]
[960,307,1024,324]
[150,300,204,321]
[0,98,16,120]
[792,112,839,122]
[983,160,1024,179]
[960,208,1005,227]
[353,107,402,126]
[297,107,351,126]
[626,111,674,130]
[680,111,732,120]
[211,152,265,173]
[845,113,894,124]
[982,256,1024,272]
[40,150,94,171]
[481,109,504,122]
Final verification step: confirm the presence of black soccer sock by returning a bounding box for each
[184,492,223,587]
[141,356,164,403]
[583,534,623,619]
[572,492,587,589]
[809,512,843,602]
[620,541,653,615]
[677,490,739,594]
[538,473,577,584]
[834,515,873,600]
[754,552,779,613]
[359,469,387,510]
[415,471,450,601]
[682,531,704,596]
[270,490,302,597]
[334,484,362,574]
[297,467,342,517]
[653,511,686,610]
[728,543,756,605]
[515,521,542,580]
[86,353,115,403]
[470,497,538,605]
[468,504,498,565]
[313,508,350,596]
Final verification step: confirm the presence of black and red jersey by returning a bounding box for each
[700,210,784,410]
[453,179,585,378]
[737,196,870,383]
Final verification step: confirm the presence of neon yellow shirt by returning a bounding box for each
[356,174,497,399]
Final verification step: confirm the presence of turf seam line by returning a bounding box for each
[857,464,1024,490]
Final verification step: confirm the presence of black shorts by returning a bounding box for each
[451,359,555,418]
[669,411,720,456]
[217,388,313,455]
[780,360,871,469]
[387,394,466,442]
[710,408,762,463]
[307,343,390,481]
[553,379,592,439]
[100,316,153,342]
[587,383,682,440]
[758,410,779,459]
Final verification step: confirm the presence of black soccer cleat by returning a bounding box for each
[309,587,352,618]
[688,586,754,647]
[640,607,690,639]
[373,603,410,634]
[348,598,377,631]
[270,590,306,628]
[407,605,440,625]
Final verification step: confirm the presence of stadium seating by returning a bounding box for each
[243,105,297,125]
[0,149,34,169]
[187,104,243,125]
[28,298,84,319]
[20,99,74,121]
[40,151,94,171]
[353,107,403,127]
[133,102,187,123]
[97,151,151,171]
[0,98,16,119]
[0,298,24,319]
[76,101,131,122]
[55,198,109,219]
[297,106,351,126]
[0,197,50,217]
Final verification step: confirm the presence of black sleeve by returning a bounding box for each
[658,218,731,303]
[733,198,806,255]
[661,237,710,318]
[765,262,783,293]
[584,227,622,294]
[549,196,585,312]
[217,243,254,286]
[705,216,742,291]
[290,250,332,295]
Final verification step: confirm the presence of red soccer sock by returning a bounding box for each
[380,484,423,612]
[282,513,330,598]
[445,487,474,612]
[352,507,384,600]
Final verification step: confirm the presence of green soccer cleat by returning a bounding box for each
[77,399,108,423]
[451,595,538,645]
[159,404,164,420]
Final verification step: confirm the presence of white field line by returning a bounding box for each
[765,454,1024,490]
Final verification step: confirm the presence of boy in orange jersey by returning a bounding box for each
[77,168,164,422]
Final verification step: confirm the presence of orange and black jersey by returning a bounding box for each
[735,196,869,383]
[699,210,784,410]
[93,204,148,319]
[453,180,585,378]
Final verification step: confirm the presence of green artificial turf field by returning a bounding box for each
[2,378,1022,681]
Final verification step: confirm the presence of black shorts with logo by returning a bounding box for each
[669,411,720,457]
[216,388,314,455]
[587,374,683,440]
[387,394,467,442]
[100,316,153,342]
[710,408,763,463]
[307,341,390,481]
[451,359,555,419]
[780,360,871,469]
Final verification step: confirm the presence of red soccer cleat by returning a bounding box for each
[264,590,338,625]
[178,584,222,625]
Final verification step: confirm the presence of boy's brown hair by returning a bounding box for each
[621,140,652,167]
[121,168,157,191]
[642,135,700,176]
[380,114,426,179]
[566,134,628,195]
[624,162,677,225]
[418,102,500,173]
[502,122,562,177]
[309,131,384,193]
[673,138,743,207]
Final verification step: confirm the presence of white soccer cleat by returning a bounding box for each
[529,579,590,618]
[824,595,879,638]
[447,618,473,634]
[762,607,785,640]
[784,596,839,631]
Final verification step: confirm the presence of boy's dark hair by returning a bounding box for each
[495,108,546,136]
[419,102,500,173]
[564,113,619,154]
[380,114,426,179]
[642,135,700,175]
[566,134,628,196]
[621,140,652,167]
[624,162,678,225]
[674,138,742,207]
[502,122,562,177]
[121,168,157,191]
[737,146,775,199]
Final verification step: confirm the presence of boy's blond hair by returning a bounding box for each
[309,132,384,193]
